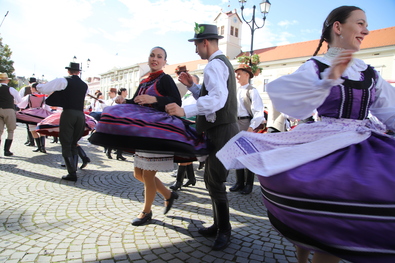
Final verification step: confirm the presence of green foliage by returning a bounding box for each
[0,37,16,88]
[237,54,262,75]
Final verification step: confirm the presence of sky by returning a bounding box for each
[0,0,394,81]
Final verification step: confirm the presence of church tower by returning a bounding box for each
[214,10,242,59]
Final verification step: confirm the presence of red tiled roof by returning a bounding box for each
[164,26,395,73]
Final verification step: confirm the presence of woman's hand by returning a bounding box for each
[328,49,354,80]
[134,94,157,105]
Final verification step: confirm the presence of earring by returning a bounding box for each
[339,34,343,39]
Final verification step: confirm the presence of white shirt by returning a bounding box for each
[237,83,265,129]
[267,54,395,131]
[36,78,68,94]
[183,50,229,123]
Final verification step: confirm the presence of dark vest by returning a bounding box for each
[196,54,237,133]
[0,84,15,109]
[46,75,88,111]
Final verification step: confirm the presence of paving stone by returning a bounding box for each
[0,125,349,262]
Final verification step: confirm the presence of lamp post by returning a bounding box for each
[239,0,271,57]
[73,56,91,79]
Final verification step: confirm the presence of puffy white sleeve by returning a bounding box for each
[266,60,343,119]
[369,73,395,131]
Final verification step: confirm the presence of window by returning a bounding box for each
[220,26,224,35]
[230,26,234,36]
[235,28,239,37]
[263,79,269,92]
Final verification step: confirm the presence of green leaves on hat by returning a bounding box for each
[194,22,205,34]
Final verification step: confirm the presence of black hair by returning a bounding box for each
[313,6,363,56]
[118,88,126,95]
[151,46,167,60]
[96,92,102,98]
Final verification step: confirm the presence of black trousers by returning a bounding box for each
[204,122,239,230]
[59,109,85,158]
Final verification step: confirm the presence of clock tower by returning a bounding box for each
[214,10,242,59]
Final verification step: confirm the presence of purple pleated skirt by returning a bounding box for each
[259,132,395,262]
[89,104,209,158]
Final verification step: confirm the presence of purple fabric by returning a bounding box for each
[95,104,207,152]
[258,132,395,262]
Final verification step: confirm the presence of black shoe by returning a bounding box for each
[106,150,113,159]
[198,162,205,170]
[131,211,152,226]
[169,181,182,191]
[240,185,253,195]
[62,174,77,181]
[229,183,244,192]
[116,150,126,161]
[116,155,126,161]
[164,191,178,214]
[212,230,231,251]
[198,224,218,237]
[183,180,196,187]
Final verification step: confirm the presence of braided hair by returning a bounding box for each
[313,6,363,56]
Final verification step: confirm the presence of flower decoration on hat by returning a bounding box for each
[194,22,205,34]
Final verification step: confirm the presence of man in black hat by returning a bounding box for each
[19,77,38,147]
[35,62,88,181]
[166,23,239,250]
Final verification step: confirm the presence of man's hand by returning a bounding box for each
[165,103,185,117]
[178,72,194,88]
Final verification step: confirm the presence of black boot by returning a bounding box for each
[241,170,254,195]
[62,155,77,181]
[198,161,205,170]
[198,200,218,237]
[116,149,126,161]
[183,163,196,187]
[32,138,42,152]
[212,200,231,251]
[77,146,90,169]
[51,136,58,143]
[229,169,245,192]
[4,139,13,156]
[170,165,186,190]
[106,147,113,159]
[39,136,46,153]
[26,127,35,146]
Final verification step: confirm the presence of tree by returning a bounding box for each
[0,36,17,88]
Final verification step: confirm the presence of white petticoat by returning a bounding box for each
[216,117,387,177]
[134,151,174,172]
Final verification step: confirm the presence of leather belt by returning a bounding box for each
[237,116,251,120]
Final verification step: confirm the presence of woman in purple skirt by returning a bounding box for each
[217,6,395,263]
[17,85,52,153]
[90,47,200,226]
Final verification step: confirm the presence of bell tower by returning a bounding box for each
[214,10,243,59]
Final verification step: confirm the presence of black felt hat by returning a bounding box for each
[188,23,224,42]
[65,62,81,71]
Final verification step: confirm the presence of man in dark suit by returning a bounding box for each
[166,24,239,250]
[35,62,88,181]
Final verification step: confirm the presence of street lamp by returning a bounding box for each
[72,56,91,79]
[239,0,271,57]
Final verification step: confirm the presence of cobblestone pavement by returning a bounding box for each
[0,124,301,263]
